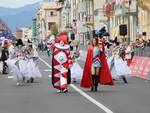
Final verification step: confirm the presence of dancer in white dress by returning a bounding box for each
[69,45,83,83]
[71,57,83,83]
[107,43,131,83]
[26,44,42,83]
[6,39,25,85]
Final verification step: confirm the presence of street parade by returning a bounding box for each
[0,0,150,113]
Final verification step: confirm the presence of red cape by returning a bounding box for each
[81,38,114,88]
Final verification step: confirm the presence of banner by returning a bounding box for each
[130,56,150,79]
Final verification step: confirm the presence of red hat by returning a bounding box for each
[55,32,68,44]
[55,32,69,50]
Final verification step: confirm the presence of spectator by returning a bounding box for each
[135,35,144,56]
[0,40,9,74]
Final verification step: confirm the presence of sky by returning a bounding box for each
[0,0,43,8]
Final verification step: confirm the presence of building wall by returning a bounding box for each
[138,7,150,40]
[109,0,137,41]
[35,1,62,40]
[59,1,67,32]
[93,0,106,30]
[15,30,23,39]
[20,27,32,43]
[32,18,37,37]
[76,0,94,45]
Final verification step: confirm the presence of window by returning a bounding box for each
[50,12,54,16]
[48,22,56,30]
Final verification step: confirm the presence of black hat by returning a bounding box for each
[16,39,24,47]
[98,27,106,38]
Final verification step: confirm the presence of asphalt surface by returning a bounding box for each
[0,51,150,113]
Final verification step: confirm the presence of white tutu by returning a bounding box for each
[71,62,83,82]
[107,56,114,68]
[6,59,23,81]
[0,61,3,73]
[18,59,29,79]
[108,56,131,79]
[26,59,42,79]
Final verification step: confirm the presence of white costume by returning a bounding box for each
[26,58,42,79]
[6,46,23,83]
[6,44,42,84]
[107,46,131,80]
[26,46,42,79]
[71,60,83,82]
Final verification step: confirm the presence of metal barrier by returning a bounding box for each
[134,46,150,57]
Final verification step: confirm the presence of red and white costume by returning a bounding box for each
[81,37,114,88]
[52,33,71,90]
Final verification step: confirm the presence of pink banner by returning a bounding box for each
[130,56,150,79]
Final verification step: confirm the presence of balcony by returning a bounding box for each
[114,7,128,16]
[77,2,87,13]
[113,0,136,16]
[82,15,94,27]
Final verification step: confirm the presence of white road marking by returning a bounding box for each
[8,76,14,79]
[39,56,114,113]
[48,75,52,78]
[44,69,51,72]
[71,84,114,113]
[38,57,52,69]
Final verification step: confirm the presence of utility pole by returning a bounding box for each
[66,0,71,28]
[136,0,139,32]
[128,0,131,41]
[92,0,94,28]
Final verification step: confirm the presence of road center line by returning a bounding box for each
[38,57,52,69]
[39,56,114,113]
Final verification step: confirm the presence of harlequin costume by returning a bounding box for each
[52,33,71,93]
[81,37,114,89]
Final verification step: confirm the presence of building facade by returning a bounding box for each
[93,0,107,31]
[108,0,137,41]
[15,27,32,43]
[35,1,62,40]
[138,0,150,40]
[75,0,94,44]
[35,0,150,43]
[15,30,23,39]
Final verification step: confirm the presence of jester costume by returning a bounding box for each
[52,33,71,92]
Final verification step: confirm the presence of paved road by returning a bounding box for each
[0,52,150,113]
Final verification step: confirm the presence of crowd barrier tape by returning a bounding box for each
[130,56,150,79]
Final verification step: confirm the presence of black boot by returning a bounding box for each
[91,76,95,91]
[30,77,34,83]
[94,76,99,92]
[22,77,25,82]
[122,76,128,84]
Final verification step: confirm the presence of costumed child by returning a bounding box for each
[26,44,42,83]
[7,39,25,85]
